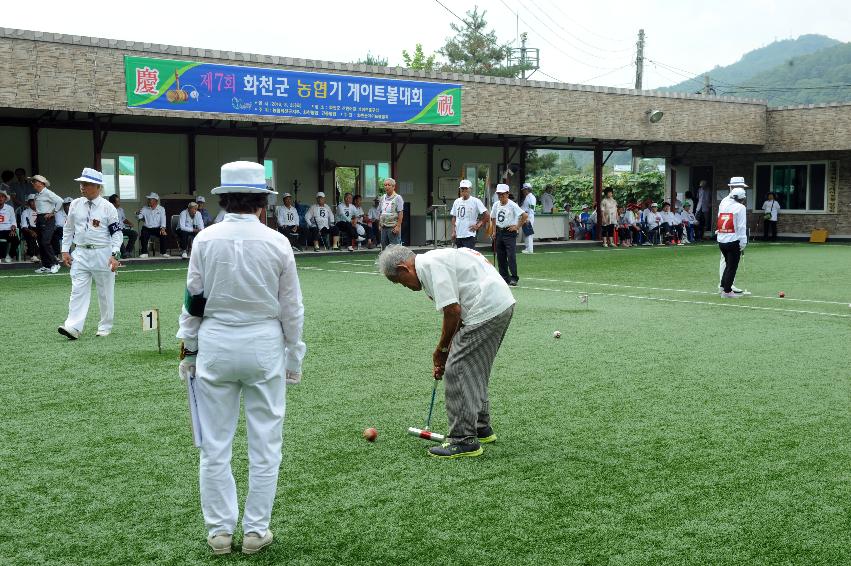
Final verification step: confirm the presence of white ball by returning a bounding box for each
[553,330,561,339]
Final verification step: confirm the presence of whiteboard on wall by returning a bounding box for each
[438,177,459,201]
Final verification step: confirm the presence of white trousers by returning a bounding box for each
[523,215,534,252]
[196,319,286,537]
[64,247,115,333]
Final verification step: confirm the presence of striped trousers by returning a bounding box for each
[443,305,514,444]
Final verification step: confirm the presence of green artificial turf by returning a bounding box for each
[1,242,849,565]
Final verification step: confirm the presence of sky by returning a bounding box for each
[6,0,851,90]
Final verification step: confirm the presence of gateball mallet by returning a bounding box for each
[407,378,446,442]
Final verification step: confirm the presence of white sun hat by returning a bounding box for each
[728,176,749,188]
[211,161,278,195]
[459,179,473,189]
[495,184,510,193]
[74,168,104,185]
[145,192,160,200]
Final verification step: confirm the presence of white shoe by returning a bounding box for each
[50,264,60,274]
[58,325,81,340]
[521,250,533,254]
[347,246,354,252]
[35,267,49,274]
[242,530,273,555]
[139,253,149,258]
[3,256,10,263]
[162,253,171,258]
[181,251,188,259]
[31,256,40,262]
[95,330,111,337]
[603,243,608,247]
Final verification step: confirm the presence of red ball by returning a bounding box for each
[363,427,378,442]
[778,291,785,298]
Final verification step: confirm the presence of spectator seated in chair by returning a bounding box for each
[681,203,697,243]
[642,202,661,246]
[0,190,21,262]
[352,194,371,249]
[671,206,686,245]
[108,194,138,258]
[177,201,204,258]
[305,192,338,252]
[574,204,594,240]
[275,192,302,251]
[659,202,675,244]
[335,192,358,252]
[20,195,40,261]
[137,192,169,258]
[195,195,213,228]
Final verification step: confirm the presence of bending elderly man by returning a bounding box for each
[378,245,515,459]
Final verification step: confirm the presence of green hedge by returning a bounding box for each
[529,171,665,209]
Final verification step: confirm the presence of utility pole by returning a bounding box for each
[520,32,528,79]
[635,29,645,90]
[703,74,711,95]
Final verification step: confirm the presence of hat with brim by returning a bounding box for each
[63,197,73,204]
[522,183,532,190]
[146,192,160,201]
[195,196,206,203]
[27,194,36,201]
[74,168,104,185]
[316,192,326,199]
[282,193,292,199]
[212,161,277,195]
[459,180,472,189]
[728,176,748,188]
[28,174,50,187]
[495,184,510,194]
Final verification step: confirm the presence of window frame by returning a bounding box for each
[362,161,391,199]
[101,153,140,202]
[752,160,829,214]
[462,162,492,205]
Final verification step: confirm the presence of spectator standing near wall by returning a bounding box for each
[541,186,555,214]
[600,188,618,248]
[0,190,20,262]
[450,179,489,250]
[31,174,64,274]
[695,180,711,241]
[379,178,404,248]
[761,192,781,241]
[520,183,536,254]
[8,168,32,211]
[138,193,169,258]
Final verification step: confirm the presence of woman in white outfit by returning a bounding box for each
[177,161,306,556]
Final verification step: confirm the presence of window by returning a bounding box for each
[101,155,138,200]
[754,162,827,212]
[363,161,390,198]
[463,163,491,203]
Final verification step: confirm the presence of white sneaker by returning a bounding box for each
[50,264,60,274]
[181,251,188,259]
[242,530,273,555]
[521,250,533,254]
[162,253,171,258]
[347,246,354,252]
[3,256,10,263]
[31,256,40,262]
[139,253,149,258]
[35,267,49,274]
[95,330,111,337]
[58,325,81,340]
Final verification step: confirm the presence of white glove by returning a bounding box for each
[285,370,302,385]
[179,356,196,382]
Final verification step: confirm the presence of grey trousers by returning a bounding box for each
[380,226,401,247]
[443,305,514,445]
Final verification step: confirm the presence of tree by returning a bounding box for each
[402,44,437,71]
[355,52,389,67]
[525,149,559,177]
[439,7,530,78]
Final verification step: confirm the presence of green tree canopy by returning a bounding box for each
[402,43,438,71]
[439,7,529,78]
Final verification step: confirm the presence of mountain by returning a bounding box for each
[657,34,840,95]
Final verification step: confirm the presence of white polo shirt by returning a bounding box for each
[337,203,358,223]
[306,204,334,230]
[414,247,515,326]
[21,208,37,229]
[450,196,487,238]
[34,188,64,214]
[276,205,300,227]
[490,199,525,229]
[178,209,204,232]
[138,204,167,229]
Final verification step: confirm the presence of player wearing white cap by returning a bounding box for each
[305,192,338,252]
[450,179,489,250]
[490,184,527,286]
[178,202,205,259]
[177,161,305,555]
[196,196,213,227]
[520,183,536,253]
[58,167,123,340]
[137,192,169,257]
[275,193,302,251]
[30,174,64,273]
[716,177,749,298]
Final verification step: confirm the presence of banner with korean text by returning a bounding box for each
[125,56,461,125]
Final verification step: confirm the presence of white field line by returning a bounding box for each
[525,277,849,306]
[519,285,851,319]
[0,267,188,279]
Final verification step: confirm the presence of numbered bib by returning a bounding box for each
[716,213,735,234]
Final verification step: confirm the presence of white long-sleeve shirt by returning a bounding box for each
[61,196,123,254]
[541,192,554,213]
[275,205,300,227]
[138,205,167,229]
[336,203,357,224]
[762,199,781,221]
[0,204,17,230]
[176,214,306,372]
[644,210,661,229]
[54,208,68,228]
[305,204,334,230]
[178,209,204,232]
[21,208,37,229]
[716,196,748,249]
[34,188,64,214]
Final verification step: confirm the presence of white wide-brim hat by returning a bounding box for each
[74,167,104,185]
[495,184,510,193]
[728,176,749,188]
[212,161,277,195]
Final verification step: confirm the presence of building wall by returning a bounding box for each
[765,105,851,153]
[0,32,768,145]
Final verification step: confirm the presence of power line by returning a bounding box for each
[541,0,633,45]
[578,63,634,85]
[523,0,633,56]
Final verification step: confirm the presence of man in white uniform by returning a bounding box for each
[716,177,749,298]
[541,186,555,214]
[31,174,64,273]
[520,183,536,253]
[377,245,515,459]
[177,161,305,555]
[717,178,751,296]
[490,184,527,286]
[0,190,20,262]
[137,193,169,258]
[450,179,489,250]
[305,192,338,252]
[58,168,123,339]
[275,193,302,251]
[177,202,205,259]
